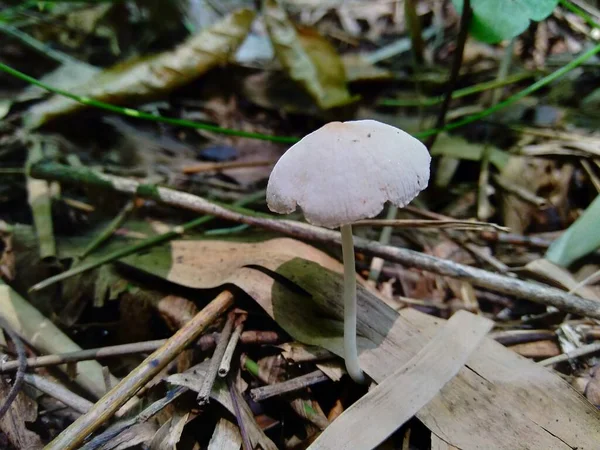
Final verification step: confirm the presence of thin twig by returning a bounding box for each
[182,160,277,174]
[219,319,245,378]
[539,342,600,366]
[46,291,234,450]
[250,370,329,402]
[23,373,94,414]
[0,340,164,373]
[28,163,600,319]
[354,218,508,231]
[0,331,283,373]
[198,312,236,405]
[0,318,27,420]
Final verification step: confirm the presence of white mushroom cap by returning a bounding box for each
[266,119,431,228]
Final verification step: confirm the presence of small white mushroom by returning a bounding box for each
[266,119,431,383]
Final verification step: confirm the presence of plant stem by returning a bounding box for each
[379,72,535,107]
[340,224,365,384]
[0,62,297,144]
[425,0,471,149]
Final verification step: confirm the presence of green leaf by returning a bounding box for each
[546,194,600,266]
[263,0,355,109]
[430,133,510,170]
[452,0,558,43]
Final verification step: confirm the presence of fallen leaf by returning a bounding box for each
[25,8,255,128]
[0,379,42,449]
[263,0,355,109]
[308,311,493,450]
[546,194,600,267]
[123,237,600,448]
[208,417,242,450]
[523,258,600,301]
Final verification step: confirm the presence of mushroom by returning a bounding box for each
[266,119,431,383]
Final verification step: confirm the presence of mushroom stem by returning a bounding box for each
[340,224,366,384]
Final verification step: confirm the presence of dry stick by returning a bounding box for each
[219,321,245,378]
[0,317,27,420]
[45,290,234,450]
[0,331,283,373]
[29,163,600,319]
[250,370,329,402]
[0,339,166,373]
[539,342,600,366]
[479,230,553,249]
[80,386,188,450]
[354,218,508,231]
[182,159,277,174]
[198,312,236,405]
[23,373,94,415]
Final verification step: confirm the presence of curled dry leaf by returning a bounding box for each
[0,378,42,449]
[123,237,600,449]
[263,0,354,109]
[25,8,256,128]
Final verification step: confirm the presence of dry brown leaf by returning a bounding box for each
[124,238,600,448]
[149,411,190,450]
[263,0,354,109]
[279,342,335,363]
[25,9,255,128]
[308,311,493,450]
[524,258,600,301]
[501,156,572,234]
[208,417,242,450]
[0,378,42,449]
[95,422,158,450]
